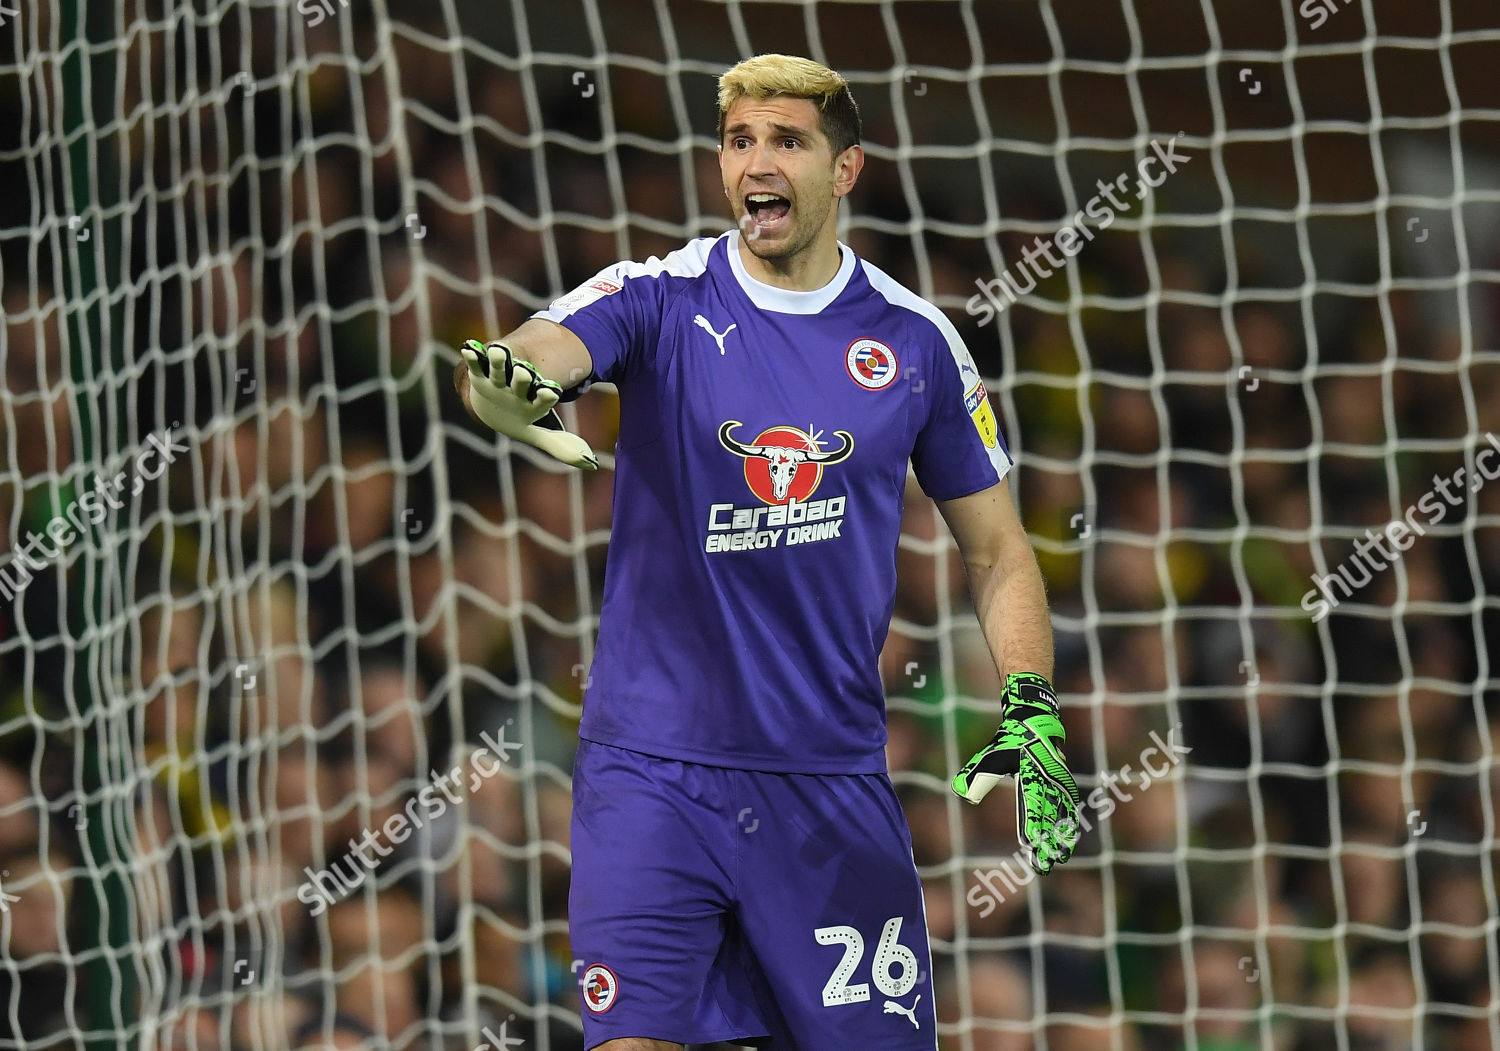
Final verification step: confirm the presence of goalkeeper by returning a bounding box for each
[454,53,1077,1051]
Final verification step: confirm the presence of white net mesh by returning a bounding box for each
[2,0,1498,1048]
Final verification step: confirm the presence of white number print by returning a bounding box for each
[814,916,920,1007]
[871,916,919,998]
[814,925,869,1006]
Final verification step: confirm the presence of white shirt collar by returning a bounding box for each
[725,230,855,314]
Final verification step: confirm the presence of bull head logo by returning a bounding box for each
[718,421,854,502]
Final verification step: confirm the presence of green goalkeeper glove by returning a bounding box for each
[952,672,1082,874]
[459,339,599,470]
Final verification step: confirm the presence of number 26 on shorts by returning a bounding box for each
[814,915,920,1007]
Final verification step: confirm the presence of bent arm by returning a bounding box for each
[454,318,594,422]
[937,479,1052,681]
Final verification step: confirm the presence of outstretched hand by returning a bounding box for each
[457,339,598,471]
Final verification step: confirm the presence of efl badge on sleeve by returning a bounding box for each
[965,381,999,449]
[550,276,624,314]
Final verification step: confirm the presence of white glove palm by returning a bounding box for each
[459,340,599,470]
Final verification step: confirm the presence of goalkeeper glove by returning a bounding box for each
[952,672,1082,874]
[459,339,599,470]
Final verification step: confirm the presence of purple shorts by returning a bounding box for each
[568,738,937,1049]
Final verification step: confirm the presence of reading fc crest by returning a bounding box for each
[581,964,618,1014]
[845,338,899,391]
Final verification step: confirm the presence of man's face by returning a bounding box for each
[718,96,859,262]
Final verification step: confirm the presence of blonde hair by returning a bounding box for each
[716,54,861,154]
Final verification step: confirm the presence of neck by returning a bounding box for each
[736,231,843,291]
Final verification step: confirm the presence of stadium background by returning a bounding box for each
[0,0,1498,1047]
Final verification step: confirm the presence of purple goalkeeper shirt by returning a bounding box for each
[533,231,1011,773]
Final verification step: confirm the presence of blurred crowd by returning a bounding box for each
[1,2,1498,1050]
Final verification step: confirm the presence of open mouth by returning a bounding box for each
[745,192,791,231]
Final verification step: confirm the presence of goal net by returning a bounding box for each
[2,0,1498,1047]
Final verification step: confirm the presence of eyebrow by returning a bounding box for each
[724,121,818,140]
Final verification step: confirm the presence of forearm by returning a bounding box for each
[939,481,1054,683]
[496,318,595,391]
[967,546,1053,682]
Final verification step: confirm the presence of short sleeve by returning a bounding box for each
[910,322,1013,501]
[531,264,664,390]
[531,238,720,396]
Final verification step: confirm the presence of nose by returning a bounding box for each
[744,140,780,178]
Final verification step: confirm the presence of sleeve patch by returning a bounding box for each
[549,277,624,314]
[965,381,1000,449]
